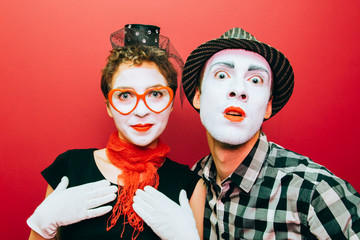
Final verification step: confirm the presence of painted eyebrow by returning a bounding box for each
[209,61,235,71]
[113,86,134,90]
[112,84,165,90]
[248,64,269,75]
[210,62,269,74]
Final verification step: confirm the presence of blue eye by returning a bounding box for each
[215,71,230,80]
[120,92,129,99]
[117,92,134,100]
[148,90,163,98]
[249,76,263,85]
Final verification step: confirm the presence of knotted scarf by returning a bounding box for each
[105,131,170,239]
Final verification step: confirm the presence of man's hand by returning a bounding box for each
[27,176,117,239]
[133,186,200,240]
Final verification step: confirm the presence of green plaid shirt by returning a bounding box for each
[192,132,360,240]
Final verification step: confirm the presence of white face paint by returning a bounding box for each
[196,49,272,145]
[107,62,173,148]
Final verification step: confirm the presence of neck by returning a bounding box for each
[207,130,260,184]
[117,132,159,150]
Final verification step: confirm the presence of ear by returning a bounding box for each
[264,97,273,120]
[170,101,174,112]
[106,101,114,118]
[192,88,201,110]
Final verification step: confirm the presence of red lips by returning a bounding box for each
[223,106,246,122]
[131,124,154,132]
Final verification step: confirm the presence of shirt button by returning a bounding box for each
[221,232,229,239]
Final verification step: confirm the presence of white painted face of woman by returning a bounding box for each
[107,61,173,148]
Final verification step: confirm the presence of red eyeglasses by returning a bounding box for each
[108,86,174,115]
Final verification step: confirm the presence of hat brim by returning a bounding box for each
[182,38,294,118]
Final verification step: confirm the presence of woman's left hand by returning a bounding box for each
[133,186,200,240]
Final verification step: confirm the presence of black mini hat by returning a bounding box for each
[111,24,160,48]
[182,27,294,118]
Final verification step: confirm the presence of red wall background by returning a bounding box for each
[1,0,359,238]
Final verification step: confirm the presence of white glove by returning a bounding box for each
[133,186,200,240]
[27,176,118,239]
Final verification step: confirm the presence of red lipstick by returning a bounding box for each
[223,106,246,122]
[131,124,154,132]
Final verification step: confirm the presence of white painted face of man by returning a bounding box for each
[193,49,273,146]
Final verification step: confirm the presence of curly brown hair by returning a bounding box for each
[101,45,178,100]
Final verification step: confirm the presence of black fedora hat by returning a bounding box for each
[182,27,294,118]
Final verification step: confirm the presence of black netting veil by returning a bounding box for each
[110,24,185,104]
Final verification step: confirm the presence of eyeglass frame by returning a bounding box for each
[108,86,174,115]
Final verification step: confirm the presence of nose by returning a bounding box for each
[132,99,150,117]
[229,91,248,101]
[228,80,248,102]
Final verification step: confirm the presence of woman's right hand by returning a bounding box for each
[27,176,117,239]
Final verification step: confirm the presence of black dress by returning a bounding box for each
[42,149,200,240]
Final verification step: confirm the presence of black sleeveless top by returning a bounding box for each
[42,149,200,240]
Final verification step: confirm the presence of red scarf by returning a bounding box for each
[106,131,170,239]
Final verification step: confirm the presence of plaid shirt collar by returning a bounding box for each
[202,132,269,193]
